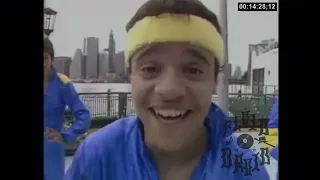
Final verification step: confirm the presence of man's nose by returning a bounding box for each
[154,72,186,101]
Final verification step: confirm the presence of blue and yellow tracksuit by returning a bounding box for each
[65,103,270,180]
[44,70,91,180]
[265,99,278,160]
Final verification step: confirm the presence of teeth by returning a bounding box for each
[154,109,187,118]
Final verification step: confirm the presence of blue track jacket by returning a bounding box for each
[266,99,278,160]
[65,103,269,180]
[44,71,91,180]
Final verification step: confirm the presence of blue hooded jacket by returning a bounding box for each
[44,71,91,180]
[268,99,278,129]
[65,104,269,180]
[266,99,278,160]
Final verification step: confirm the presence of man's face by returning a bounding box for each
[44,52,52,76]
[130,43,217,151]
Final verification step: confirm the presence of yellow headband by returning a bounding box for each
[125,13,224,66]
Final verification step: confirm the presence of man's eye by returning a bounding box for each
[186,67,203,75]
[141,66,157,73]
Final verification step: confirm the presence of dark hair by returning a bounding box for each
[126,0,221,34]
[126,0,221,81]
[44,37,54,60]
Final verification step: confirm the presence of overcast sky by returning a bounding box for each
[45,0,278,71]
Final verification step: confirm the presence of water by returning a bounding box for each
[73,83,131,93]
[73,83,277,94]
[64,132,278,179]
[80,93,136,118]
[74,83,132,118]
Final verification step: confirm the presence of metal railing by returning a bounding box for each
[227,83,278,94]
[74,92,277,120]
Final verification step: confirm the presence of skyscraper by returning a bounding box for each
[99,49,109,78]
[53,57,71,76]
[114,51,125,76]
[107,30,115,73]
[69,49,84,79]
[83,37,99,79]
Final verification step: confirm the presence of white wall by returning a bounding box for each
[252,48,278,85]
[251,48,278,93]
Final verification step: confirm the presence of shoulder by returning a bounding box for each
[79,116,138,160]
[56,73,77,95]
[57,73,72,85]
[70,117,138,177]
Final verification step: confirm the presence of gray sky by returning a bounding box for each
[45,0,278,70]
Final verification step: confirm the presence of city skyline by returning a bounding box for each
[55,33,126,81]
[45,0,278,71]
[54,36,277,82]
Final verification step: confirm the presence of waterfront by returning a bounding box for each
[73,83,132,93]
[64,131,278,180]
[79,93,221,118]
[74,83,276,119]
[73,83,278,94]
[79,92,274,119]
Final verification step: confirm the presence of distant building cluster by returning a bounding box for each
[53,31,126,82]
[53,57,72,76]
[53,36,277,86]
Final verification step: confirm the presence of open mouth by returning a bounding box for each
[149,108,191,122]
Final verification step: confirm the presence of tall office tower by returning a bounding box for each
[83,37,99,79]
[69,49,85,79]
[53,57,72,76]
[107,30,115,73]
[114,51,125,76]
[98,49,109,79]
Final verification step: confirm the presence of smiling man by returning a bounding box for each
[65,0,270,179]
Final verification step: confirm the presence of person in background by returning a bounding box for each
[65,0,269,179]
[264,98,278,179]
[44,37,91,180]
[266,98,278,160]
